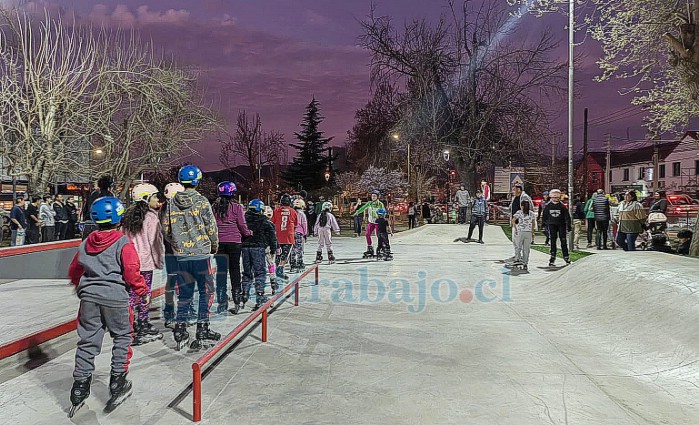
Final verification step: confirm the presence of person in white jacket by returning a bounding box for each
[39,195,56,242]
[314,201,340,264]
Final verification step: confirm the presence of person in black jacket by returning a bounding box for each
[543,189,571,266]
[649,192,668,214]
[53,194,70,240]
[241,199,278,311]
[81,176,115,240]
[592,188,611,250]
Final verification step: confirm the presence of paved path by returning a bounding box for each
[0,224,697,424]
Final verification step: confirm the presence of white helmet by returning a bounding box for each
[164,182,185,200]
[322,201,332,211]
[264,206,274,218]
[293,198,306,209]
[131,183,159,203]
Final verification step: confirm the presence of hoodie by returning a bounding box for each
[40,202,56,227]
[242,210,277,251]
[294,208,308,236]
[68,230,147,308]
[162,189,219,258]
[216,201,252,243]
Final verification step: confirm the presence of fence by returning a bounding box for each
[191,264,320,422]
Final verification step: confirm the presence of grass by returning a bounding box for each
[500,224,593,263]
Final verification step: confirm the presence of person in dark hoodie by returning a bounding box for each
[81,175,115,240]
[241,199,278,311]
[67,196,148,417]
[161,165,220,351]
[543,189,572,267]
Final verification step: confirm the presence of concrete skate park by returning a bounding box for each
[0,224,697,424]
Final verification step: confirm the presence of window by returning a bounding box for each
[695,160,699,175]
[673,162,681,177]
[659,164,666,179]
[638,167,645,180]
[623,168,629,181]
[609,170,612,182]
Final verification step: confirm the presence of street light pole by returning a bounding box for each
[567,0,575,253]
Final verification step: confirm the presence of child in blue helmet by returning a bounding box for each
[67,197,149,417]
[375,208,393,261]
[241,199,278,310]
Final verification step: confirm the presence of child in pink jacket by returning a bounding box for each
[122,184,165,345]
[290,199,308,272]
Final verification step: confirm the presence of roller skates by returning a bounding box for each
[383,250,393,261]
[104,372,133,413]
[296,260,305,272]
[315,251,323,264]
[271,279,279,295]
[190,322,221,350]
[228,294,241,315]
[132,320,163,346]
[68,375,91,418]
[328,250,336,264]
[506,261,527,271]
[173,323,189,351]
[252,291,268,311]
[362,245,375,259]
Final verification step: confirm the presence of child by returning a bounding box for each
[262,206,279,294]
[271,194,298,281]
[677,230,693,255]
[467,190,488,243]
[122,183,165,345]
[314,201,340,264]
[353,190,385,258]
[512,200,535,270]
[543,189,572,266]
[161,182,185,328]
[375,208,393,261]
[67,197,148,417]
[290,198,308,273]
[241,200,278,310]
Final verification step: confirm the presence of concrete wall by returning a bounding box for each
[0,246,78,280]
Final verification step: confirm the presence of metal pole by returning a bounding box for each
[407,143,411,196]
[261,309,268,342]
[568,0,575,253]
[192,364,202,422]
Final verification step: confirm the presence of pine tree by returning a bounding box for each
[283,98,334,192]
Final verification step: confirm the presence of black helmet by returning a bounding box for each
[280,193,292,206]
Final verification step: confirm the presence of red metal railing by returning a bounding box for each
[191,264,320,422]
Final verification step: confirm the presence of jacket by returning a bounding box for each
[314,212,340,234]
[215,201,251,243]
[162,189,219,257]
[616,201,645,234]
[583,195,596,219]
[592,194,611,221]
[471,197,488,217]
[543,201,571,230]
[355,200,385,224]
[68,230,147,308]
[572,201,585,220]
[54,202,69,222]
[272,206,298,245]
[242,211,277,251]
[454,190,471,207]
[295,209,308,235]
[509,192,532,216]
[39,202,56,227]
[124,209,165,272]
[649,199,668,214]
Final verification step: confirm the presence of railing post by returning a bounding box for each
[261,309,268,342]
[192,364,202,422]
[314,265,319,285]
[294,281,299,306]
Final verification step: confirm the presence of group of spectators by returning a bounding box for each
[7,193,79,246]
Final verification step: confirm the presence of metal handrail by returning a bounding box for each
[191,264,320,422]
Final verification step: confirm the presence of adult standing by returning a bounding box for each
[571,194,585,251]
[351,198,364,236]
[649,191,668,214]
[615,191,645,251]
[26,196,42,244]
[421,201,432,224]
[407,201,418,229]
[481,180,491,201]
[212,181,251,314]
[54,194,69,240]
[65,196,79,239]
[583,193,596,248]
[305,199,317,232]
[40,195,56,242]
[81,176,115,240]
[454,184,471,225]
[592,188,611,250]
[9,195,27,246]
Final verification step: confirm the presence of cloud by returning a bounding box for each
[304,10,331,27]
[87,3,191,27]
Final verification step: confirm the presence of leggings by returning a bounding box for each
[365,222,378,245]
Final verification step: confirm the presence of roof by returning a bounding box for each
[584,141,682,168]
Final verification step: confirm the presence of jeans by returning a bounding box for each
[55,221,68,240]
[242,247,267,303]
[595,220,609,248]
[586,218,596,245]
[215,242,242,305]
[172,257,215,324]
[26,226,40,244]
[616,231,638,251]
[353,215,363,235]
[467,215,485,241]
[42,226,55,243]
[408,215,417,229]
[10,229,25,246]
[458,206,468,224]
[548,224,569,260]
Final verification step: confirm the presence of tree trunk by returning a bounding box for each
[690,212,699,257]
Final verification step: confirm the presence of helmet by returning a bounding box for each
[264,206,274,218]
[377,208,387,217]
[280,193,291,206]
[217,181,237,197]
[293,198,305,209]
[322,201,333,211]
[248,199,265,213]
[178,165,203,186]
[543,191,549,196]
[131,183,158,203]
[164,183,184,200]
[371,190,380,197]
[91,197,125,225]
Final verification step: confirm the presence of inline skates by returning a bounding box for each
[190,322,221,350]
[67,375,91,418]
[315,251,323,264]
[173,322,189,351]
[362,245,375,259]
[104,372,133,413]
[327,250,336,264]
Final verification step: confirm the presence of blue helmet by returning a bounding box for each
[178,165,203,186]
[248,199,265,213]
[372,190,381,196]
[91,197,125,225]
[217,181,237,197]
[377,208,387,217]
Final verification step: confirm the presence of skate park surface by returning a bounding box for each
[0,224,697,424]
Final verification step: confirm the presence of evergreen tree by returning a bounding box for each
[283,98,334,192]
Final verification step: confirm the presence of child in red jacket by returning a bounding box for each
[67,197,149,418]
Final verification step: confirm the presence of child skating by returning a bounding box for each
[314,201,340,264]
[241,200,278,310]
[290,198,308,273]
[352,190,385,258]
[67,197,148,417]
[271,194,298,281]
[375,208,393,261]
[122,183,165,345]
[510,200,535,271]
[264,206,279,294]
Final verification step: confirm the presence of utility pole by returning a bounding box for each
[653,131,660,194]
[605,134,611,194]
[567,0,575,254]
[583,108,589,198]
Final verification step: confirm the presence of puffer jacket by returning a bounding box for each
[242,211,277,251]
[162,189,219,257]
[592,194,611,221]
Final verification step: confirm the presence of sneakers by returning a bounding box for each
[564,257,571,265]
[548,258,555,267]
[478,240,484,244]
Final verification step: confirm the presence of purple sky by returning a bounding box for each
[32,1,652,169]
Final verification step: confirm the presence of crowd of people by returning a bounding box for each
[6,194,80,246]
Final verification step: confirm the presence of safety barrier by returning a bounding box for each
[191,264,320,422]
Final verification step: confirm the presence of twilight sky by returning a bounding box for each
[21,0,652,170]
